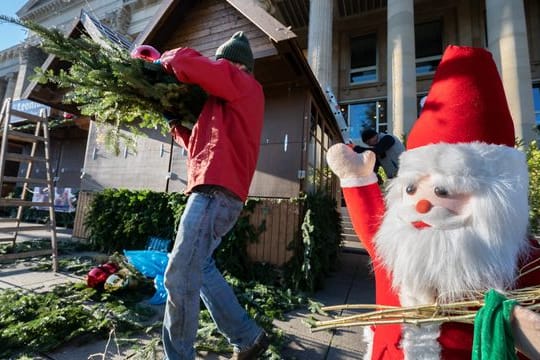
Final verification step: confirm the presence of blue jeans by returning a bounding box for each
[162,190,262,360]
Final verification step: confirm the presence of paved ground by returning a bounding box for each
[274,250,373,360]
[0,227,373,360]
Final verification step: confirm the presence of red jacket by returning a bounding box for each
[162,48,264,201]
[343,184,540,360]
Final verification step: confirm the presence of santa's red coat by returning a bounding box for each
[343,184,540,360]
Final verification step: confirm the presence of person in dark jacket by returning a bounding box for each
[159,32,269,360]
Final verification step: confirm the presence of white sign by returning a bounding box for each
[10,99,51,123]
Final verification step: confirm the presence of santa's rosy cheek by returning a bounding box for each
[433,195,471,215]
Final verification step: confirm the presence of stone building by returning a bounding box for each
[0,0,539,195]
[265,0,539,144]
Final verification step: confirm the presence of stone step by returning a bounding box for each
[341,238,367,255]
[342,233,359,241]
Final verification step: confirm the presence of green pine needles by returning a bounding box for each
[0,15,206,154]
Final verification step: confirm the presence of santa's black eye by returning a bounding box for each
[434,187,449,197]
[405,184,417,195]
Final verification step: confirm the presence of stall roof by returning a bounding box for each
[135,0,296,47]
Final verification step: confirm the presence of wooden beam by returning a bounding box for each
[134,0,180,48]
[226,0,297,43]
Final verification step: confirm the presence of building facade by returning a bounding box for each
[0,0,538,198]
[264,0,540,145]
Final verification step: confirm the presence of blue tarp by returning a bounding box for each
[124,250,169,305]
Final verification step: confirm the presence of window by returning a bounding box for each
[415,21,443,75]
[533,83,540,128]
[350,34,377,84]
[344,100,387,143]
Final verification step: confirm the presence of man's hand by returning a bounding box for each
[511,305,540,359]
[327,143,376,180]
[160,48,183,74]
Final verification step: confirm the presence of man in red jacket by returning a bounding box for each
[159,32,268,360]
[327,45,540,359]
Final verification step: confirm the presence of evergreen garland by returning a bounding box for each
[527,140,540,234]
[0,15,207,154]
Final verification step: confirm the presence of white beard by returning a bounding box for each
[375,183,530,306]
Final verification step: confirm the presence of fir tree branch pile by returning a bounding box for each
[0,15,206,153]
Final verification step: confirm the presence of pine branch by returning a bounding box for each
[0,15,206,154]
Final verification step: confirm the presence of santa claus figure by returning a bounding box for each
[327,45,540,359]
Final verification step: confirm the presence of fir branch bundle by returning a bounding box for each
[0,15,207,153]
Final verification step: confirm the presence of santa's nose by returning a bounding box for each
[416,199,433,213]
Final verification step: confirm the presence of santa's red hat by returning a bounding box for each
[407,45,515,150]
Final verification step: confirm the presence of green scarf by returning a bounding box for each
[472,289,517,360]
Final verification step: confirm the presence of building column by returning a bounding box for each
[0,78,8,105]
[486,0,536,143]
[3,73,17,102]
[307,0,333,89]
[387,0,416,137]
[13,47,30,100]
[13,45,46,100]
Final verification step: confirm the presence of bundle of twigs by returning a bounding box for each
[0,15,206,153]
[309,259,540,331]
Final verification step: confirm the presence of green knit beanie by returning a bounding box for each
[215,31,254,72]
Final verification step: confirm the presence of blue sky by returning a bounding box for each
[0,0,30,50]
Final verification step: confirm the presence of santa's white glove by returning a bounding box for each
[326,143,378,187]
[511,305,540,359]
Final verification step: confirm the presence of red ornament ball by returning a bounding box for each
[86,262,119,288]
[87,267,109,288]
